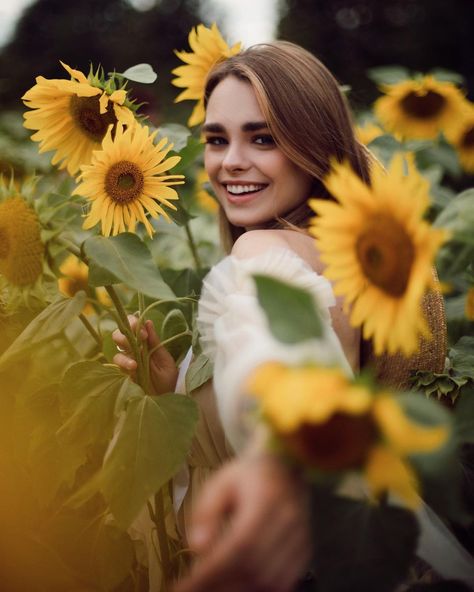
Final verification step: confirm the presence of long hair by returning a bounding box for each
[204,41,372,252]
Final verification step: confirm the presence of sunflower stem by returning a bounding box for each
[105,285,145,389]
[57,236,83,260]
[137,292,152,395]
[148,488,173,590]
[184,222,202,271]
[78,313,102,347]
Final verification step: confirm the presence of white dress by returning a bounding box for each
[196,247,352,451]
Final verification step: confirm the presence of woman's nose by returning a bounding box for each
[222,143,250,172]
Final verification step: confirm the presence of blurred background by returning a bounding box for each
[0,0,472,121]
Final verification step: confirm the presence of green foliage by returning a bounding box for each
[253,274,323,343]
[120,63,157,84]
[100,393,198,528]
[310,489,419,592]
[367,65,411,86]
[185,353,213,394]
[84,233,175,299]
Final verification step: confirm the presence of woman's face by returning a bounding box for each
[203,76,313,229]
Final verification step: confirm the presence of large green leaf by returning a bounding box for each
[57,361,142,454]
[366,65,411,85]
[186,353,213,394]
[0,292,87,369]
[84,233,175,300]
[44,512,134,591]
[157,123,191,153]
[311,490,418,592]
[161,308,191,360]
[101,394,198,527]
[254,274,322,344]
[454,382,474,444]
[449,337,474,378]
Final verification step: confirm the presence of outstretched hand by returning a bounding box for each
[112,316,178,395]
[174,452,313,592]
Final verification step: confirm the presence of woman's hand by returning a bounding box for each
[112,315,178,395]
[173,452,313,592]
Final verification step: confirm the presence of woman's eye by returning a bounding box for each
[205,136,227,146]
[253,135,275,146]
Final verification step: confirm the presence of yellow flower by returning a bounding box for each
[445,103,474,174]
[75,123,184,237]
[356,122,384,145]
[58,255,110,315]
[465,287,474,320]
[309,155,448,356]
[248,363,449,507]
[374,75,467,140]
[23,62,136,176]
[196,169,218,212]
[172,23,241,126]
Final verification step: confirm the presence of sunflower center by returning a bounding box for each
[461,126,474,148]
[400,90,445,119]
[70,95,117,142]
[284,413,377,471]
[0,227,10,258]
[105,160,145,204]
[356,214,415,297]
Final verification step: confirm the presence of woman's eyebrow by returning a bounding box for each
[202,121,269,134]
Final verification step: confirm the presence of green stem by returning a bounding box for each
[78,313,102,347]
[148,488,173,590]
[57,236,84,261]
[147,330,191,359]
[139,297,197,325]
[137,293,151,395]
[184,222,202,271]
[105,285,145,389]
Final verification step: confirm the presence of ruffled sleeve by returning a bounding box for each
[197,247,352,451]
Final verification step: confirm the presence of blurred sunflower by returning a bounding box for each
[76,123,184,237]
[196,168,218,213]
[374,75,467,140]
[465,287,474,320]
[356,122,384,146]
[309,154,448,356]
[172,23,241,126]
[23,62,136,176]
[445,104,474,174]
[248,362,448,507]
[58,255,110,315]
[0,177,54,310]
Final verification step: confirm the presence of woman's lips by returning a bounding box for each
[222,182,268,204]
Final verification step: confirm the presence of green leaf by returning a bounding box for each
[156,123,191,152]
[84,233,175,300]
[101,394,198,527]
[366,65,411,86]
[161,308,191,360]
[253,274,322,344]
[57,362,142,455]
[120,63,157,84]
[44,513,134,591]
[171,135,204,172]
[454,382,474,443]
[0,292,87,369]
[310,490,418,592]
[186,353,213,394]
[429,68,465,85]
[449,337,474,377]
[167,199,196,226]
[161,267,209,298]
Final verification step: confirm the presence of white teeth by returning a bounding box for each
[226,184,265,195]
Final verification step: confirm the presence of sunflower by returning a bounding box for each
[196,168,218,213]
[58,255,110,314]
[445,103,474,173]
[465,287,474,320]
[356,122,384,146]
[248,362,448,507]
[309,155,448,357]
[75,123,184,237]
[172,23,241,127]
[374,75,467,140]
[23,62,136,176]
[0,177,53,310]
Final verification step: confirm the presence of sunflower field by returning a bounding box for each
[0,22,473,592]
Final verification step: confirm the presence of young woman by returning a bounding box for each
[113,42,448,592]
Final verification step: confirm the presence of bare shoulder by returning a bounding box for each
[231,229,289,259]
[232,228,325,274]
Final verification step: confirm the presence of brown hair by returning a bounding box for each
[204,41,372,252]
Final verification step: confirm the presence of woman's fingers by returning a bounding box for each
[112,352,137,372]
